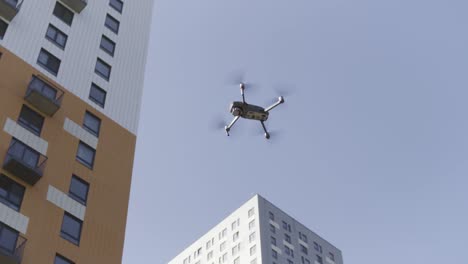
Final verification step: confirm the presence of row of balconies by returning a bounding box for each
[0,0,87,22]
[1,76,64,263]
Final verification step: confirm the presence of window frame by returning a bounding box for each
[17,105,44,136]
[100,35,116,56]
[95,58,111,81]
[60,212,83,246]
[37,48,61,76]
[83,111,101,137]
[0,221,19,254]
[0,174,25,212]
[76,141,96,169]
[55,254,75,264]
[53,2,74,26]
[45,24,68,49]
[109,0,124,13]
[68,175,89,206]
[0,19,8,39]
[105,14,120,34]
[89,83,107,108]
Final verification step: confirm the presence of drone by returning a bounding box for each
[224,83,285,139]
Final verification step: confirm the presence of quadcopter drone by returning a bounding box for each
[224,83,285,139]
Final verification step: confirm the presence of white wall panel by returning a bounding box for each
[47,185,86,220]
[3,118,48,155]
[0,0,154,135]
[0,202,29,234]
[63,117,98,149]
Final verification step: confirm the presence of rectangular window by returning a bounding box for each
[299,232,308,243]
[249,220,255,230]
[60,212,82,245]
[95,58,111,80]
[249,232,255,243]
[0,174,25,211]
[288,260,294,264]
[269,211,275,220]
[233,231,239,242]
[272,249,278,259]
[109,0,123,13]
[29,76,58,100]
[69,175,89,205]
[0,222,19,254]
[37,48,61,76]
[55,254,75,264]
[248,207,254,217]
[0,19,8,39]
[76,141,95,169]
[100,35,116,56]
[105,14,120,34]
[316,255,323,264]
[45,24,68,49]
[83,111,101,137]
[270,236,276,246]
[328,252,335,261]
[269,224,276,233]
[89,83,106,107]
[220,241,226,251]
[285,233,291,243]
[313,242,322,253]
[301,256,311,264]
[18,105,44,136]
[10,138,40,168]
[249,245,256,256]
[300,245,308,255]
[53,2,74,26]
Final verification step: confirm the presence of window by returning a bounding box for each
[53,2,74,26]
[9,138,40,168]
[220,241,226,251]
[18,105,44,136]
[105,14,120,34]
[249,220,255,230]
[328,252,335,261]
[272,249,278,259]
[76,141,95,169]
[282,221,291,232]
[0,175,25,211]
[313,242,322,253]
[233,231,239,242]
[249,245,256,256]
[46,24,68,49]
[29,76,58,100]
[231,218,240,230]
[109,0,123,13]
[95,58,111,80]
[233,257,240,264]
[219,228,227,240]
[316,255,323,264]
[232,243,240,255]
[300,245,308,255]
[83,111,101,137]
[301,256,311,264]
[248,207,254,217]
[285,233,291,243]
[249,232,255,243]
[269,211,275,221]
[299,232,308,243]
[288,260,294,264]
[0,222,19,254]
[0,19,8,39]
[37,49,61,75]
[207,251,213,260]
[269,224,276,233]
[69,175,89,205]
[250,259,257,264]
[100,35,116,56]
[89,83,106,107]
[60,212,82,245]
[285,246,294,257]
[270,236,276,246]
[55,254,74,264]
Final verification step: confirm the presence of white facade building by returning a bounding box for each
[169,195,343,264]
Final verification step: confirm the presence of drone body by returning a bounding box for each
[225,83,285,139]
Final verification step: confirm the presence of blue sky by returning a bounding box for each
[123,1,468,263]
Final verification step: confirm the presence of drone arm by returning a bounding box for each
[225,116,240,136]
[240,83,246,103]
[265,96,285,112]
[260,121,270,139]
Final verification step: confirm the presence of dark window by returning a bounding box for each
[95,58,111,80]
[269,224,276,234]
[46,24,68,49]
[0,20,8,39]
[83,111,101,137]
[53,2,74,26]
[313,242,322,253]
[105,14,119,34]
[60,212,82,245]
[316,255,323,264]
[270,236,276,246]
[89,83,106,107]
[300,245,308,255]
[328,253,335,261]
[69,175,89,205]
[272,249,278,259]
[76,142,95,169]
[109,0,123,13]
[100,35,116,56]
[37,49,61,75]
[285,233,291,243]
[0,175,25,211]
[287,260,293,264]
[269,211,274,220]
[18,105,44,136]
[301,256,311,264]
[55,254,75,264]
[10,138,40,168]
[0,222,19,254]
[29,76,58,100]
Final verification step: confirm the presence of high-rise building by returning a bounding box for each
[168,195,343,264]
[0,0,153,263]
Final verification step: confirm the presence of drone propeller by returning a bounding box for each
[226,70,258,92]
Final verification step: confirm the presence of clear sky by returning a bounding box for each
[123,1,468,263]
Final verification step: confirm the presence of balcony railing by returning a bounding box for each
[61,0,87,13]
[3,139,47,185]
[0,0,23,22]
[0,233,26,264]
[24,75,64,116]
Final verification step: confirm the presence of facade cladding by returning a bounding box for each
[0,0,153,263]
[169,195,343,264]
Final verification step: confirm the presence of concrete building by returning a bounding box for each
[0,0,153,263]
[169,195,343,264]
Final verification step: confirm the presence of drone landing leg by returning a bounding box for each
[260,121,270,139]
[265,96,285,112]
[225,116,240,136]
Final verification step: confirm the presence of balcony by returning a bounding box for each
[61,0,87,13]
[24,76,64,116]
[0,0,22,22]
[0,229,26,264]
[3,139,47,185]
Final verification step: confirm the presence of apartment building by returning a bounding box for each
[169,195,343,264]
[0,0,153,263]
